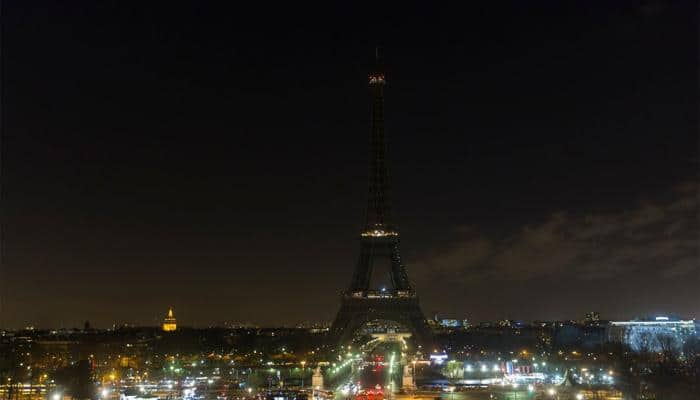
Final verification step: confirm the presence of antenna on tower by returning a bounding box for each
[375,45,383,68]
[372,46,385,79]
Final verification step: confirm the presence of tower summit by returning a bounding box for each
[331,54,431,347]
[364,52,392,236]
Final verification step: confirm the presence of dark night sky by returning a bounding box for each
[1,1,698,328]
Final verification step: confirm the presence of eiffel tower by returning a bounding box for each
[330,56,432,349]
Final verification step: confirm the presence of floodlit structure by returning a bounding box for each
[162,307,177,332]
[606,316,696,352]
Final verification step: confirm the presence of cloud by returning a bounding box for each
[663,257,699,279]
[414,182,699,284]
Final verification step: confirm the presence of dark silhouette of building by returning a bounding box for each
[331,55,432,348]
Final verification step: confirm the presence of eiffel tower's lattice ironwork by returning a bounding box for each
[331,59,432,349]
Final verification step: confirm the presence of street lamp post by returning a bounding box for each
[411,360,416,389]
[300,361,306,388]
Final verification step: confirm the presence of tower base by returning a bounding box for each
[330,294,433,349]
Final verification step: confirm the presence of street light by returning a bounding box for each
[300,361,306,388]
[412,360,417,388]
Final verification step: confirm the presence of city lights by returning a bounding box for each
[2,7,693,400]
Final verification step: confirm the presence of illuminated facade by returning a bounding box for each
[606,316,696,352]
[162,307,177,332]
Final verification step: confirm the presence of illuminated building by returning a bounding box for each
[584,311,600,325]
[606,316,696,352]
[162,307,177,332]
[430,314,468,329]
[439,319,461,328]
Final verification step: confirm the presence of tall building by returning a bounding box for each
[162,307,177,332]
[331,54,431,348]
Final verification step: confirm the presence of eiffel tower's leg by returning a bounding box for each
[388,238,411,291]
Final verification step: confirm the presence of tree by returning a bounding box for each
[54,360,95,400]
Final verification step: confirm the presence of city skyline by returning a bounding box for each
[2,1,698,328]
